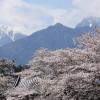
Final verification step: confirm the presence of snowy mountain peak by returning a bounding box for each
[0,24,15,41]
[0,24,26,41]
[76,17,100,28]
[0,24,26,46]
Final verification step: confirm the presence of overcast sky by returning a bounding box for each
[0,0,100,35]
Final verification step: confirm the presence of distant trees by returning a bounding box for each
[0,59,16,76]
[14,65,24,72]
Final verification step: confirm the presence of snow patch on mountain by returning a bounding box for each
[76,17,100,28]
[0,24,26,41]
[0,24,26,47]
[0,25,15,41]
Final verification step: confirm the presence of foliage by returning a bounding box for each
[3,28,100,100]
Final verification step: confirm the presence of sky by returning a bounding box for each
[0,0,100,35]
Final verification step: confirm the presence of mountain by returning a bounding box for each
[14,33,26,41]
[0,21,92,64]
[0,33,12,47]
[76,17,100,28]
[0,22,92,65]
[0,25,26,46]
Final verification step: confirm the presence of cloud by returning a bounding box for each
[49,9,84,27]
[73,0,100,13]
[0,0,55,35]
[54,0,100,28]
[73,0,100,17]
[0,0,100,35]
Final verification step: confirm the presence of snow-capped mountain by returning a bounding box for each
[0,25,26,46]
[76,17,100,28]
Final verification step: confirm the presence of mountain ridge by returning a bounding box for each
[0,17,99,64]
